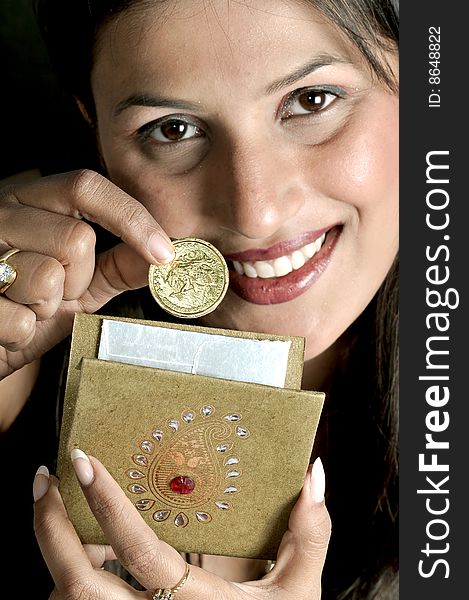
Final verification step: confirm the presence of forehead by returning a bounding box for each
[92,0,363,96]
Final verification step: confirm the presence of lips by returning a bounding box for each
[226,226,341,305]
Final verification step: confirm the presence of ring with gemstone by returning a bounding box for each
[151,562,190,600]
[0,248,21,295]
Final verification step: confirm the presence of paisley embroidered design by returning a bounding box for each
[127,407,250,526]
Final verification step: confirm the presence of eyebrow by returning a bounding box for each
[113,54,351,117]
[265,54,352,95]
[113,95,201,117]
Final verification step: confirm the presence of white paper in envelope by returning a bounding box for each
[98,319,291,388]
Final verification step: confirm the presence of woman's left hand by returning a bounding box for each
[33,453,331,599]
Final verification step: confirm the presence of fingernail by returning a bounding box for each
[310,457,325,503]
[33,465,50,502]
[149,233,175,265]
[71,448,94,486]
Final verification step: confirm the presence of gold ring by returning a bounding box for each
[152,562,190,600]
[0,248,21,295]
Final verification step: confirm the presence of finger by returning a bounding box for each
[3,170,175,265]
[70,449,184,588]
[267,458,331,597]
[33,469,97,593]
[47,572,139,600]
[83,544,117,568]
[77,243,150,313]
[0,296,36,350]
[49,588,61,600]
[0,206,96,300]
[71,450,237,597]
[1,250,64,320]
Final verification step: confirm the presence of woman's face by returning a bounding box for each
[91,0,398,361]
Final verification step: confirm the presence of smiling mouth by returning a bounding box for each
[225,226,341,305]
[228,232,327,279]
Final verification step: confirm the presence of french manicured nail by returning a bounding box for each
[310,457,325,503]
[33,465,50,502]
[71,448,94,486]
[149,233,175,264]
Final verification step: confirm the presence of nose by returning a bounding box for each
[213,138,305,241]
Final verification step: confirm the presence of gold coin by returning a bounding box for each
[148,238,229,319]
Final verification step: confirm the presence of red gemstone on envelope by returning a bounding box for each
[170,475,196,494]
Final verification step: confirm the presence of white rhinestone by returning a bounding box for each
[132,454,148,466]
[0,263,15,283]
[224,413,241,422]
[127,469,145,479]
[140,440,153,453]
[236,426,250,438]
[153,510,170,521]
[135,499,154,511]
[168,419,179,431]
[128,484,147,494]
[216,443,232,453]
[182,412,195,423]
[174,512,189,527]
[195,512,212,523]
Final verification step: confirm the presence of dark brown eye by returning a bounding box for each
[160,120,190,141]
[298,90,329,111]
[141,118,204,143]
[282,88,338,119]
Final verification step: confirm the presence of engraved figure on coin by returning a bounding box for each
[148,238,229,318]
[165,248,221,308]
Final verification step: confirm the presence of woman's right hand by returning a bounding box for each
[34,455,331,600]
[0,169,175,381]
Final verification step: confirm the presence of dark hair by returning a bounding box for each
[320,257,399,599]
[33,1,399,598]
[34,0,399,119]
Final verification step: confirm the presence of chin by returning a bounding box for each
[201,300,328,358]
[199,295,297,336]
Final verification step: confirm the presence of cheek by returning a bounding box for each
[105,160,206,237]
[338,120,399,265]
[333,106,398,212]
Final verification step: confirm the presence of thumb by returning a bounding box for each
[79,242,152,312]
[268,458,331,598]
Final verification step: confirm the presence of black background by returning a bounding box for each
[0,0,95,179]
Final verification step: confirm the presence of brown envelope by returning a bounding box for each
[57,314,324,559]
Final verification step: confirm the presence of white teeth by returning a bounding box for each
[233,260,244,274]
[290,250,306,270]
[273,256,293,277]
[254,261,275,278]
[233,232,327,279]
[243,263,258,278]
[302,242,317,259]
